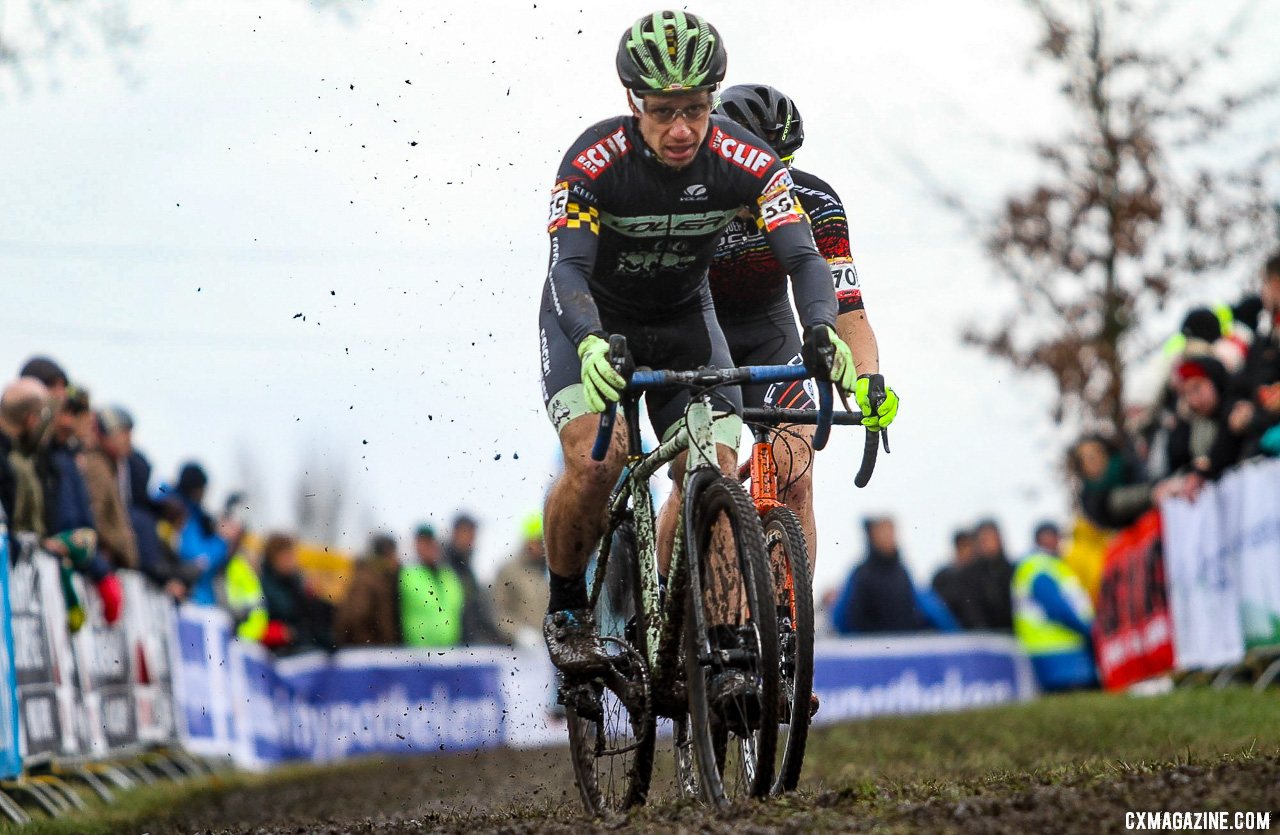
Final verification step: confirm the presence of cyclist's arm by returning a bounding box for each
[545,177,605,344]
[807,175,880,375]
[754,170,837,330]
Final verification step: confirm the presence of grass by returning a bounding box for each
[3,687,1277,833]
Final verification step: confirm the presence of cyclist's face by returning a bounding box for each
[629,91,712,169]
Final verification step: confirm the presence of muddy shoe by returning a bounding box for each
[709,668,761,736]
[544,610,610,676]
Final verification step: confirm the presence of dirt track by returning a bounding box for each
[131,743,1280,834]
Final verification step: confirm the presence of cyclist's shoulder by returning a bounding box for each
[703,117,783,184]
[789,168,845,207]
[558,115,638,177]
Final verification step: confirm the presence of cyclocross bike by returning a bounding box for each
[738,384,886,794]
[559,334,841,813]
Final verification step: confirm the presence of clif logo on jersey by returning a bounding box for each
[573,127,630,179]
[708,127,774,175]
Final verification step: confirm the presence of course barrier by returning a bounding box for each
[1096,457,1280,689]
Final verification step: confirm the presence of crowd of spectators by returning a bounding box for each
[1071,253,1280,530]
[0,352,547,656]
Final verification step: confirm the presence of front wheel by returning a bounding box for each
[682,472,779,805]
[565,517,656,815]
[763,506,815,793]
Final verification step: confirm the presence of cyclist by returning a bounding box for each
[707,83,900,562]
[538,11,858,704]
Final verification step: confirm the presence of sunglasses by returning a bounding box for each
[641,102,711,125]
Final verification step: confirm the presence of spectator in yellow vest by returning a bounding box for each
[1012,528,1098,693]
[400,524,464,648]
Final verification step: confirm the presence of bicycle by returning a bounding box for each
[559,335,840,813]
[739,385,886,793]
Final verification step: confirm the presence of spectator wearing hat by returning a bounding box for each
[335,533,403,646]
[1158,354,1246,500]
[400,523,465,648]
[169,461,229,606]
[79,406,140,570]
[494,513,549,646]
[443,513,506,645]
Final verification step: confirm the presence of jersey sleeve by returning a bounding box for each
[801,174,864,314]
[752,166,838,330]
[544,135,607,346]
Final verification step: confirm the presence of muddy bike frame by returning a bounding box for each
[586,338,834,716]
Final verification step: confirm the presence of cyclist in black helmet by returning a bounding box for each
[706,83,900,567]
[538,13,857,705]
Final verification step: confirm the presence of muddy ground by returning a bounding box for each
[130,743,1280,834]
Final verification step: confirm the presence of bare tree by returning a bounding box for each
[962,0,1278,435]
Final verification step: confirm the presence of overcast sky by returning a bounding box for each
[1,0,1275,594]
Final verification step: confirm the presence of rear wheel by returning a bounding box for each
[682,473,779,805]
[763,506,814,793]
[565,517,656,815]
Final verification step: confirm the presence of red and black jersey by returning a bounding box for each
[709,168,864,318]
[544,115,837,345]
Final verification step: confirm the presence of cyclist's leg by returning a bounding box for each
[539,307,628,671]
[747,299,819,565]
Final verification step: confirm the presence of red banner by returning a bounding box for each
[1093,510,1175,690]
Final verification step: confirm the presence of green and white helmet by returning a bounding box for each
[616,11,727,95]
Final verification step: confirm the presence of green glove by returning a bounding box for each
[854,374,900,431]
[825,326,858,396]
[577,334,626,413]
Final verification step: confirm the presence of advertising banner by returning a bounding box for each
[0,524,22,779]
[810,633,1036,722]
[1094,510,1175,690]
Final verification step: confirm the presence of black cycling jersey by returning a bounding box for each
[544,115,837,346]
[709,168,863,318]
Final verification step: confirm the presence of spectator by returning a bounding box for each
[42,385,122,621]
[831,516,930,634]
[261,532,334,653]
[167,462,229,606]
[224,531,291,649]
[1033,521,1061,556]
[443,513,506,645]
[494,513,548,646]
[1158,354,1246,499]
[335,533,403,646]
[931,529,977,626]
[1070,434,1152,530]
[18,356,68,404]
[122,428,193,601]
[1012,535,1098,692]
[958,519,1015,631]
[78,407,140,570]
[401,523,465,648]
[0,378,112,627]
[1231,252,1280,457]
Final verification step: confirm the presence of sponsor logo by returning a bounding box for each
[600,208,737,238]
[572,127,630,179]
[708,127,774,175]
[614,239,699,275]
[547,181,569,232]
[539,328,550,376]
[681,183,708,201]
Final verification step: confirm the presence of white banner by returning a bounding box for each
[1232,460,1280,648]
[1159,459,1280,669]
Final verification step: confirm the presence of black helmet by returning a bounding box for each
[714,83,804,160]
[616,11,727,95]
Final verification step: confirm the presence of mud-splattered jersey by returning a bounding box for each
[544,115,837,345]
[708,168,863,317]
